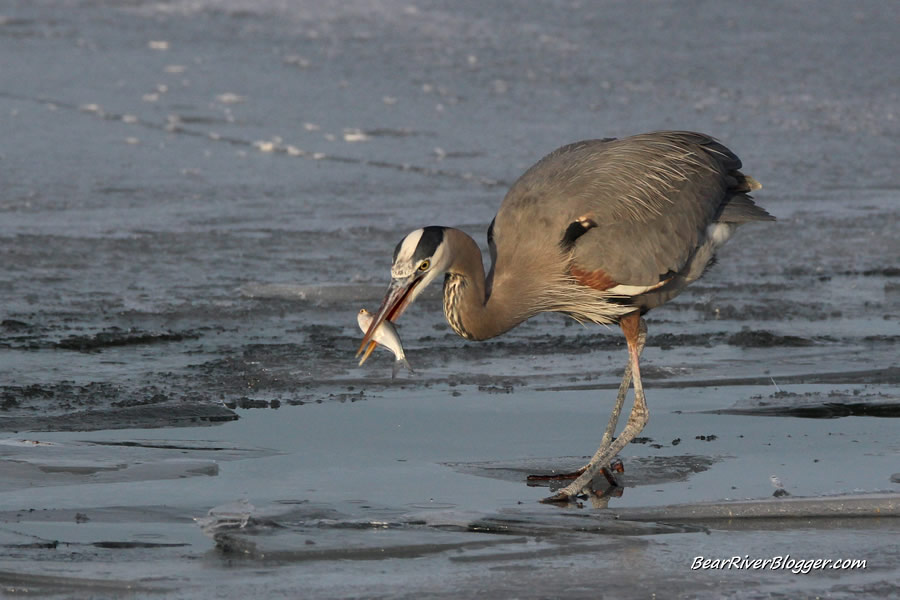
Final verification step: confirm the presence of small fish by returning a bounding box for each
[357,309,414,378]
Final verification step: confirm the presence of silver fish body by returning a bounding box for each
[357,309,414,378]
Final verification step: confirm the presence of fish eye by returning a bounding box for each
[418,260,430,271]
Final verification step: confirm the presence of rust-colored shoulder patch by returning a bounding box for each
[570,265,618,291]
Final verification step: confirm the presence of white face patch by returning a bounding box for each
[391,228,425,278]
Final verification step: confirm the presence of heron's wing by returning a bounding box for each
[572,140,728,285]
[495,131,770,286]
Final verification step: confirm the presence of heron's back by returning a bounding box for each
[488,131,772,319]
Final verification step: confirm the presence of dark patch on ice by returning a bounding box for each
[57,327,201,352]
[542,367,900,391]
[420,332,626,356]
[223,397,282,409]
[849,267,900,278]
[688,300,845,322]
[4,540,60,549]
[726,330,814,348]
[651,330,829,350]
[783,265,900,279]
[1,322,210,352]
[194,338,356,392]
[172,114,233,126]
[82,440,238,451]
[0,381,159,412]
[477,384,513,394]
[614,493,900,522]
[1,319,33,331]
[468,510,696,536]
[0,380,236,432]
[92,540,189,549]
[0,386,237,432]
[710,390,900,418]
[38,464,123,475]
[363,128,436,138]
[652,332,715,350]
[862,335,900,345]
[0,404,237,432]
[0,319,50,350]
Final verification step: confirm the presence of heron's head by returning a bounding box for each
[356,226,449,357]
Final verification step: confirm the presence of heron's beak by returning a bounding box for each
[358,340,377,366]
[356,276,421,358]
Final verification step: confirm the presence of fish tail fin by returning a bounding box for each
[391,358,414,379]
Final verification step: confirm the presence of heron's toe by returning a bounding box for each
[540,491,578,504]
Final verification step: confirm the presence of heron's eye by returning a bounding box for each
[418,260,430,271]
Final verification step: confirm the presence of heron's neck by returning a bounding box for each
[441,229,527,341]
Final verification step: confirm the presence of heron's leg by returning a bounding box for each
[544,315,649,503]
[598,319,646,451]
[527,317,645,483]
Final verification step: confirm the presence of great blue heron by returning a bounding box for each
[358,131,773,502]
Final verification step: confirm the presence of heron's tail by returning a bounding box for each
[720,172,774,223]
[718,192,775,223]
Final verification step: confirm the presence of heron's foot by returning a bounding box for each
[604,458,625,486]
[539,483,624,505]
[527,458,623,485]
[594,484,624,500]
[540,490,578,504]
[537,458,624,504]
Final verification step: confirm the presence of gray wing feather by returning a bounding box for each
[576,162,727,283]
[493,131,771,286]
